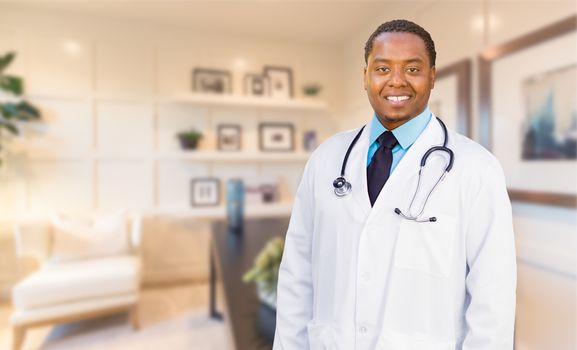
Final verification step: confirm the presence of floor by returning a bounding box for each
[0,283,231,350]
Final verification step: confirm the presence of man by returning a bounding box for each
[273,19,516,349]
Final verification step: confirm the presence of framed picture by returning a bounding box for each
[264,66,293,99]
[191,178,220,206]
[259,123,294,152]
[244,73,270,97]
[479,15,577,208]
[429,59,472,136]
[193,68,232,94]
[244,176,280,204]
[217,124,241,151]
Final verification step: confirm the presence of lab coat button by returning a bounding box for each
[359,326,368,334]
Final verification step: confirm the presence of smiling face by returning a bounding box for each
[364,32,436,130]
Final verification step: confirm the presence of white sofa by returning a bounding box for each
[10,213,142,350]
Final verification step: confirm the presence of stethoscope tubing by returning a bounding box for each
[333,116,454,222]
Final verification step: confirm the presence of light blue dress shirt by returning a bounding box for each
[367,107,432,172]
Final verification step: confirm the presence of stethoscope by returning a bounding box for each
[333,117,454,223]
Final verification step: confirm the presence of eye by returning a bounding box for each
[406,67,420,73]
[376,67,390,73]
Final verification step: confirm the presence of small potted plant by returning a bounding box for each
[302,83,322,97]
[243,237,284,310]
[176,128,203,150]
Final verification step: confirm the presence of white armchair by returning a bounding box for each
[10,213,142,350]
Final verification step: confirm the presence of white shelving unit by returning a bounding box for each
[17,92,327,217]
[156,93,327,217]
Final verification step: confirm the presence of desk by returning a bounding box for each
[210,218,290,350]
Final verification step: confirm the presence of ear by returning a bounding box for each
[363,66,368,91]
[430,66,436,89]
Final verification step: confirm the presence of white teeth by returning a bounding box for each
[387,96,409,102]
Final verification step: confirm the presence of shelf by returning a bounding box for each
[146,202,294,219]
[21,151,311,162]
[29,92,328,112]
[161,151,311,162]
[170,92,328,111]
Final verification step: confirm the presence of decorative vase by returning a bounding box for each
[226,179,245,233]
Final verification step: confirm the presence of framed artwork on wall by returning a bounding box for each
[429,59,472,137]
[264,66,293,99]
[217,124,241,151]
[259,123,294,152]
[244,73,270,97]
[193,68,232,94]
[191,178,220,206]
[479,15,577,208]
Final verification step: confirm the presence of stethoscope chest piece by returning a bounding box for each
[333,176,352,197]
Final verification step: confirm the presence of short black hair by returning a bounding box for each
[364,19,436,67]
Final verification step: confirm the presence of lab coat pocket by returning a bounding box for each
[306,321,335,350]
[394,215,457,277]
[377,329,455,350]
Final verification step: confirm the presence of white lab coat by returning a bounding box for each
[273,116,516,350]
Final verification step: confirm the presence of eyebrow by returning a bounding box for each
[372,57,425,64]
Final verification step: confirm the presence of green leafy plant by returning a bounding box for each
[302,83,322,97]
[0,52,41,166]
[176,128,203,150]
[243,237,284,295]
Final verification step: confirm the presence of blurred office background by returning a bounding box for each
[0,0,575,349]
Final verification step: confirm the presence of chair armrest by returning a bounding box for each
[14,220,52,262]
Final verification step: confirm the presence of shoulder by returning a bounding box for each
[447,130,507,193]
[449,130,503,171]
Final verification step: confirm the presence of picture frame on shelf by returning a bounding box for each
[217,124,242,151]
[244,176,280,204]
[479,15,577,208]
[191,178,221,206]
[193,68,232,94]
[259,123,295,152]
[429,59,472,136]
[264,66,293,99]
[244,73,270,97]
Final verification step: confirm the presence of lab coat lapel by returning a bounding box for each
[346,124,372,217]
[370,116,444,216]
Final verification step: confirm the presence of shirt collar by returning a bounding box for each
[369,107,432,150]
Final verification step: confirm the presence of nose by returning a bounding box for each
[387,68,406,87]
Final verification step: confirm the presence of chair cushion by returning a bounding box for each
[11,294,138,326]
[50,212,130,262]
[13,256,140,310]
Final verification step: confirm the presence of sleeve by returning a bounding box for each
[273,159,315,350]
[462,158,517,350]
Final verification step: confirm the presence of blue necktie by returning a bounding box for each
[367,131,398,206]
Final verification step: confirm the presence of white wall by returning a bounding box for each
[338,1,577,349]
[0,6,341,294]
